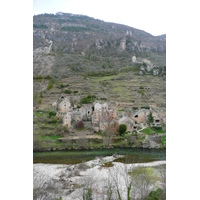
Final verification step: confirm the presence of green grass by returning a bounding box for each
[41,135,62,141]
[33,111,49,117]
[162,135,166,145]
[140,127,163,135]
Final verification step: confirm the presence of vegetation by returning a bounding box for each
[146,188,166,200]
[61,26,91,32]
[81,95,96,104]
[118,124,127,135]
[162,135,166,145]
[86,70,118,77]
[33,92,37,102]
[148,112,154,124]
[49,111,56,118]
[38,98,42,104]
[47,78,53,90]
[33,75,52,79]
[140,127,163,135]
[130,167,161,199]
[33,24,48,29]
[64,89,72,94]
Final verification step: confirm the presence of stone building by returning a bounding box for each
[118,116,134,132]
[58,97,71,113]
[132,109,150,124]
[62,112,72,128]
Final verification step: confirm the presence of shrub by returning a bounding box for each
[118,124,127,135]
[148,112,154,124]
[59,83,64,88]
[76,121,84,129]
[146,188,165,200]
[64,89,72,94]
[38,98,42,104]
[47,79,53,90]
[81,95,96,104]
[162,135,166,145]
[49,111,56,118]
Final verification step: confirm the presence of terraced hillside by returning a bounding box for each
[33,13,166,147]
[33,72,165,110]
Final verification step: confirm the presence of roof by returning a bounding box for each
[118,116,134,124]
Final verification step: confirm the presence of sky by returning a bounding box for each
[33,0,167,36]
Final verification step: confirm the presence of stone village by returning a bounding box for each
[52,94,166,135]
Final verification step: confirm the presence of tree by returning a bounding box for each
[130,167,161,200]
[148,112,154,124]
[119,124,127,135]
[102,110,119,147]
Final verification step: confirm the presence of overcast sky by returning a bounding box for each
[33,0,166,36]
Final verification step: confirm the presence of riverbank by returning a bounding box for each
[34,155,166,200]
[33,133,166,152]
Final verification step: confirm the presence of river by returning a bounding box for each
[33,148,166,200]
[33,148,166,164]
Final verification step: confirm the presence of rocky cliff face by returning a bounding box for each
[33,13,166,77]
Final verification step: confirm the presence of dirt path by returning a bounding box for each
[60,134,103,140]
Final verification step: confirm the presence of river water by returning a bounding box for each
[33,148,166,164]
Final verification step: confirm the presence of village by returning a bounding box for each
[53,94,166,135]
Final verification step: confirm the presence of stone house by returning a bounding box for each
[99,118,109,132]
[62,112,72,128]
[56,111,65,119]
[132,109,150,124]
[152,111,166,125]
[92,108,101,124]
[58,97,71,113]
[81,105,93,120]
[72,110,82,122]
[118,116,134,132]
[108,108,117,119]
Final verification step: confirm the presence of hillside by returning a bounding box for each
[33,13,166,150]
[33,12,166,78]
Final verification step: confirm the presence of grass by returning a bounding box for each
[140,127,163,135]
[161,135,166,145]
[41,135,62,141]
[33,111,49,117]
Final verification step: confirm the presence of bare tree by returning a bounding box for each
[130,166,161,200]
[102,110,119,147]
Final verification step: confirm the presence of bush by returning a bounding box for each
[47,79,53,90]
[76,121,84,129]
[64,89,72,94]
[148,112,154,124]
[118,124,127,135]
[81,95,96,104]
[38,98,42,104]
[49,111,56,118]
[146,188,165,200]
[162,135,166,145]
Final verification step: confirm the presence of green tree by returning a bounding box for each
[118,124,127,135]
[148,112,154,124]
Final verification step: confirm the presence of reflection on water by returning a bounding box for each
[33,148,166,165]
